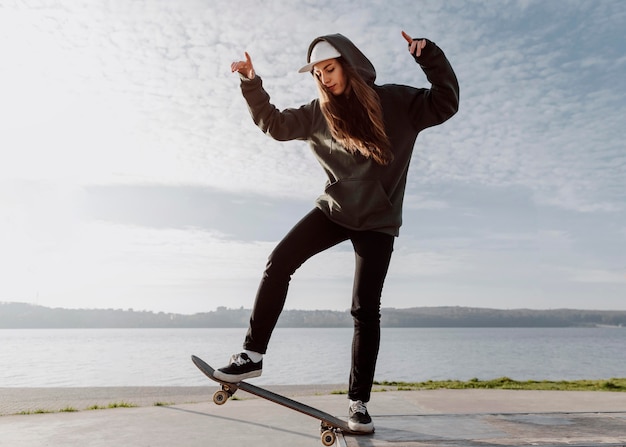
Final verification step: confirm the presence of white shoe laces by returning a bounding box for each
[350,400,368,415]
[230,354,249,366]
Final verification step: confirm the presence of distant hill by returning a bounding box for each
[1,302,625,329]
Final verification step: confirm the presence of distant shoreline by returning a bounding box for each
[1,302,625,329]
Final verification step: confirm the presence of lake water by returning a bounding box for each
[0,327,624,387]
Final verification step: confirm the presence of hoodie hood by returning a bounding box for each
[304,34,376,85]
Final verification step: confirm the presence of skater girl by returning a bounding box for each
[215,30,459,433]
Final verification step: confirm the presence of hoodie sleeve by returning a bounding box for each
[408,39,460,130]
[239,75,316,141]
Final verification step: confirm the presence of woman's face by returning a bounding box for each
[313,58,348,96]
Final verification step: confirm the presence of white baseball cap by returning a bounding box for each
[298,40,342,73]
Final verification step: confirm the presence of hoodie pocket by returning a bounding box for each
[321,179,392,229]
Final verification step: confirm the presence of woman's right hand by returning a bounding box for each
[231,52,255,79]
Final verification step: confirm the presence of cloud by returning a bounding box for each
[79,183,314,241]
[566,268,626,284]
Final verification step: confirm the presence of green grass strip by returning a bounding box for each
[374,377,626,392]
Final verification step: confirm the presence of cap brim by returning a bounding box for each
[298,57,343,74]
[298,62,316,74]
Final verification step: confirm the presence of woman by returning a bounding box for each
[214,31,459,433]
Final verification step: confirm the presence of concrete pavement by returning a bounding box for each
[0,387,625,446]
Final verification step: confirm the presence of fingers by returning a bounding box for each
[230,52,255,79]
[412,39,426,57]
[418,40,426,54]
[402,31,427,58]
[231,52,252,73]
[230,58,242,73]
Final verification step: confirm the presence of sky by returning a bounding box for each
[1,0,625,314]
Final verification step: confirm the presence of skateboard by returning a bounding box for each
[191,355,364,446]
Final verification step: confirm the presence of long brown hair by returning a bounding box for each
[316,58,393,166]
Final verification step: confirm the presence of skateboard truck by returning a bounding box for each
[320,422,338,446]
[212,382,238,405]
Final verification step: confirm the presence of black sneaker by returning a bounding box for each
[213,353,262,382]
[348,400,374,433]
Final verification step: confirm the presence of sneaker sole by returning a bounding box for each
[212,369,262,383]
[348,421,375,433]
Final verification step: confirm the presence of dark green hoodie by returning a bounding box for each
[239,34,459,236]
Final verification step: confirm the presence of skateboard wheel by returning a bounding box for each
[321,429,335,446]
[212,390,230,405]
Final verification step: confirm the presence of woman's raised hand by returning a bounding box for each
[231,52,255,79]
[401,31,426,57]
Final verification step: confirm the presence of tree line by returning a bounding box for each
[1,302,625,329]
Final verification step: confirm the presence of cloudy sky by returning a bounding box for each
[1,0,624,314]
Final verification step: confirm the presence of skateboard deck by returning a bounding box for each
[191,355,364,445]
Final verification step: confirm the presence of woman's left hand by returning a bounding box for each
[401,31,426,57]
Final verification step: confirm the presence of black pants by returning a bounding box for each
[243,208,394,402]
